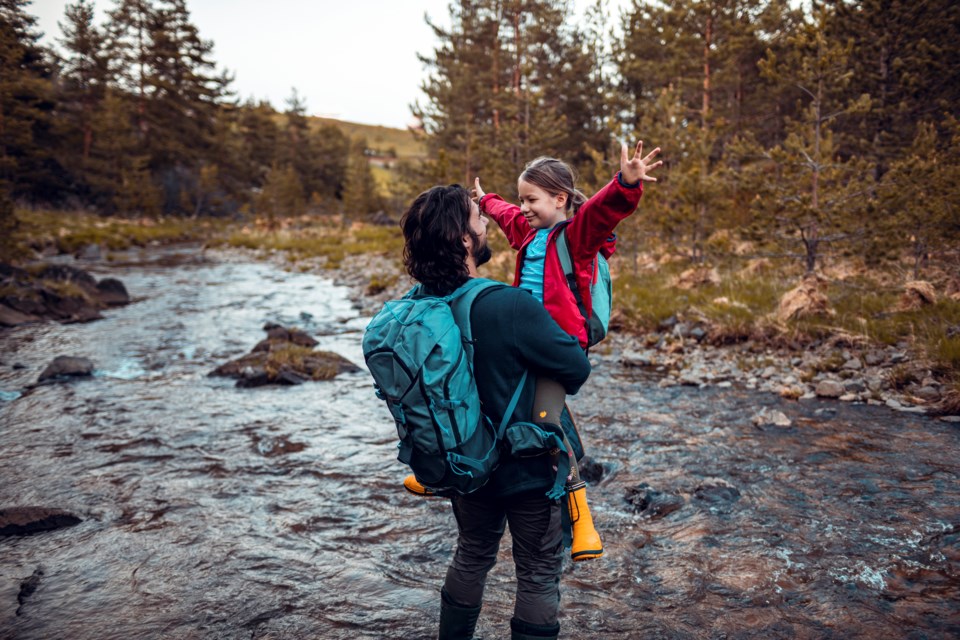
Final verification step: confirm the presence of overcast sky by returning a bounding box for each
[30,0,632,129]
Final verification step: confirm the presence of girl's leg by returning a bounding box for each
[533,377,602,561]
[532,377,579,484]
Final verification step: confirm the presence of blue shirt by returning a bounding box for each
[519,228,551,303]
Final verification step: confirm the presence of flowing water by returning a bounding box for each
[0,246,957,640]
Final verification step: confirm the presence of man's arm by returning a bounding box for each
[511,292,591,394]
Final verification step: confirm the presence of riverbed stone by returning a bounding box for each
[37,356,94,382]
[865,351,885,366]
[839,393,858,402]
[752,409,792,427]
[95,278,130,306]
[577,456,605,484]
[815,380,844,398]
[625,484,684,520]
[0,507,82,537]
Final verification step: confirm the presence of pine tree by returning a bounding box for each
[342,136,381,219]
[825,0,960,178]
[0,0,62,202]
[56,0,109,195]
[416,0,613,191]
[878,120,960,278]
[742,5,874,274]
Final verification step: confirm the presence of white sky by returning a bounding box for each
[30,0,633,129]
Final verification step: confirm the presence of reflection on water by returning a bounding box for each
[1,246,957,639]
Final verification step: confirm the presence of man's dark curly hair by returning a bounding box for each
[400,185,473,295]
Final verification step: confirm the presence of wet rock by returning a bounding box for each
[752,409,792,427]
[625,484,684,520]
[212,323,360,387]
[657,378,678,388]
[0,507,81,537]
[0,304,39,327]
[839,393,858,402]
[16,567,44,615]
[0,262,129,324]
[815,380,844,398]
[577,456,605,484]
[939,416,960,423]
[37,356,94,383]
[95,278,130,306]
[694,483,741,504]
[75,243,102,260]
[260,322,319,348]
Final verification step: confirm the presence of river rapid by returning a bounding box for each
[1,246,957,639]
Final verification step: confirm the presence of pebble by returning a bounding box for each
[842,358,863,370]
[839,393,858,402]
[939,416,960,423]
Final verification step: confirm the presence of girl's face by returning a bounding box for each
[517,179,568,230]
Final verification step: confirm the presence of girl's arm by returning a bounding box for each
[475,178,531,250]
[565,141,661,262]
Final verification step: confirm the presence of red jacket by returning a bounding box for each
[479,173,643,347]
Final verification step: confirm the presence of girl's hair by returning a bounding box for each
[519,157,588,214]
[400,184,473,295]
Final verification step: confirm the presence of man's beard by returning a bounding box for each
[472,237,492,267]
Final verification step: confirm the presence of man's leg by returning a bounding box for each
[506,493,564,637]
[443,494,506,604]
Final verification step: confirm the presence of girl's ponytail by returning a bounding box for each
[569,189,587,214]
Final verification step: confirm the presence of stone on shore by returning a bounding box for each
[752,409,792,427]
[625,484,684,520]
[777,275,833,322]
[815,379,845,398]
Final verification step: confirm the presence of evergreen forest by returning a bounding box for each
[1,0,958,281]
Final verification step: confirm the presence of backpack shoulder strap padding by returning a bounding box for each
[448,278,528,440]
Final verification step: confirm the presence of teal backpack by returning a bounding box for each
[555,226,613,348]
[362,278,527,495]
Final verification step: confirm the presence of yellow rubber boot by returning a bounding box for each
[403,474,438,497]
[568,485,603,561]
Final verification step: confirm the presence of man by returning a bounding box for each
[399,184,591,640]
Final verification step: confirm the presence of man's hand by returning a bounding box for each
[620,140,662,185]
[472,177,486,202]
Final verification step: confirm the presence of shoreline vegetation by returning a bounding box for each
[3,208,958,419]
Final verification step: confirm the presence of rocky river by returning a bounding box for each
[1,246,957,639]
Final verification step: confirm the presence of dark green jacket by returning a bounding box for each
[467,283,591,497]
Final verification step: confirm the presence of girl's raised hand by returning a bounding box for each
[472,177,486,202]
[620,140,662,185]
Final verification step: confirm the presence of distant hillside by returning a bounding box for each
[308,116,427,161]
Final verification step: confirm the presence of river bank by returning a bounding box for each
[284,247,960,425]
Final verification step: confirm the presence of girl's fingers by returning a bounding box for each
[620,142,630,166]
[642,147,661,164]
[635,140,644,159]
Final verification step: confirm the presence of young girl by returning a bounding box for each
[405,141,661,561]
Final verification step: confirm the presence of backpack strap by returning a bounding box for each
[554,226,591,329]
[449,278,529,440]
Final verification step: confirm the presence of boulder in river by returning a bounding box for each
[37,356,94,383]
[0,507,82,537]
[211,323,360,387]
[0,262,131,325]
